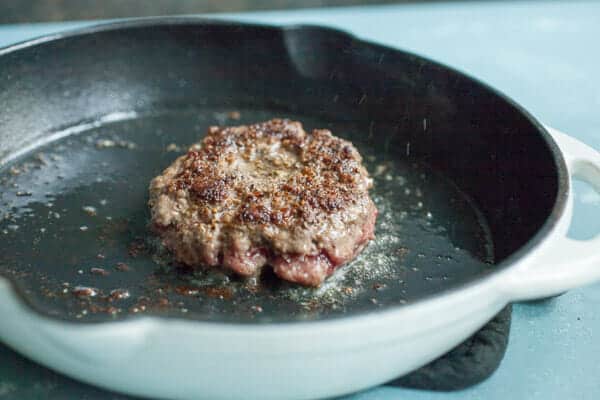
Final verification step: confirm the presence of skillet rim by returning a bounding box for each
[0,16,570,325]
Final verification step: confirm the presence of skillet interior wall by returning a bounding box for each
[0,22,559,263]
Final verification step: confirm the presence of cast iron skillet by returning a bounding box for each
[0,18,564,322]
[1,18,598,400]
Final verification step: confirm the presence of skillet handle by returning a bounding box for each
[503,127,600,301]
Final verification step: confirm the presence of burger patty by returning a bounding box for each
[148,119,377,286]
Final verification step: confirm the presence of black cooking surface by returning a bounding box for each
[0,108,493,322]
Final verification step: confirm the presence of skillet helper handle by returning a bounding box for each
[504,127,600,301]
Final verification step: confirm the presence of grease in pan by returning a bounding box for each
[0,108,493,323]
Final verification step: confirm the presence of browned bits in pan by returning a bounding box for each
[72,286,99,298]
[115,262,131,272]
[90,267,110,276]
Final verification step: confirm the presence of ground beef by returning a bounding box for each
[148,119,377,286]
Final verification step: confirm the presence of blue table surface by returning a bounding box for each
[1,1,599,399]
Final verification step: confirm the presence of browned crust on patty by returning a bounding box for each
[149,119,376,286]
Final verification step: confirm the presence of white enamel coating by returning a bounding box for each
[0,128,599,400]
[501,127,600,301]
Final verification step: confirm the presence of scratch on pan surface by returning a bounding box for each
[0,111,139,165]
